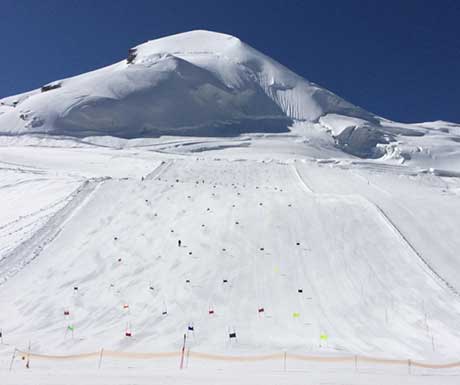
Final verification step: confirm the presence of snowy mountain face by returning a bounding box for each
[0,31,370,135]
[2,30,459,166]
[1,31,460,371]
[0,31,358,138]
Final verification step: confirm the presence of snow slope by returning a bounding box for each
[0,139,460,365]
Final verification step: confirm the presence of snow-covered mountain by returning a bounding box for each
[1,30,459,166]
[1,31,460,376]
[0,30,371,136]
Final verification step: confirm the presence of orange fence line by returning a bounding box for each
[286,353,354,363]
[104,350,180,359]
[14,349,460,369]
[189,351,284,361]
[357,355,407,366]
[411,361,460,369]
[17,351,100,360]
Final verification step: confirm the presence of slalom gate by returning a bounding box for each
[10,349,460,371]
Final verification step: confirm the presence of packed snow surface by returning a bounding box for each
[1,136,460,384]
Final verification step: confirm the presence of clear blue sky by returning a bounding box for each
[1,0,459,123]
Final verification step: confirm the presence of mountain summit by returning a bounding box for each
[0,30,370,137]
[0,30,459,163]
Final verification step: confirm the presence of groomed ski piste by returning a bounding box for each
[1,30,460,384]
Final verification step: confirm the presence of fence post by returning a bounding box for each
[98,348,104,369]
[9,348,17,372]
[408,359,411,375]
[354,355,358,372]
[179,334,186,370]
[283,351,287,372]
[25,340,31,369]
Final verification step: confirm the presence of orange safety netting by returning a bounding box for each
[14,349,460,369]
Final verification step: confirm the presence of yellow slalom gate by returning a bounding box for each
[12,348,460,370]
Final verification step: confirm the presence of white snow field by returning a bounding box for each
[1,30,460,384]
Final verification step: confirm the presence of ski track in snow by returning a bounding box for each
[293,161,460,307]
[368,202,460,298]
[0,179,104,286]
[303,164,460,310]
[145,159,175,180]
[347,165,460,296]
